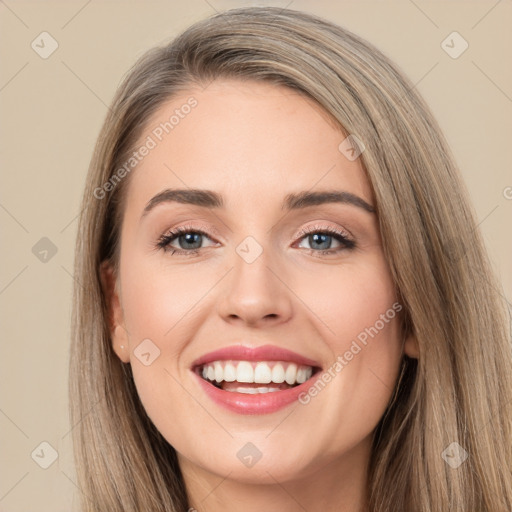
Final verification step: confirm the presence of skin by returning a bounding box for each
[101,79,418,512]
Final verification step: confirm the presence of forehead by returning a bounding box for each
[124,79,372,214]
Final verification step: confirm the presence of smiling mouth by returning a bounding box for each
[195,360,321,394]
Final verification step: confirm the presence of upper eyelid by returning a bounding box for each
[295,223,353,238]
[163,222,222,239]
[162,222,350,237]
[160,223,353,247]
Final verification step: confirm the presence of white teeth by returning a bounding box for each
[223,363,236,382]
[271,363,286,383]
[296,367,312,383]
[214,362,223,383]
[199,360,315,388]
[236,361,254,383]
[228,386,282,394]
[254,362,272,384]
[285,363,298,385]
[305,367,313,381]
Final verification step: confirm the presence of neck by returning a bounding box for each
[180,436,371,512]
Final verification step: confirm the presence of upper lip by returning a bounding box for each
[191,344,322,369]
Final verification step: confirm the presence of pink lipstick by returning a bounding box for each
[191,344,322,414]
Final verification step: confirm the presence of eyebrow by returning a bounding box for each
[141,188,375,219]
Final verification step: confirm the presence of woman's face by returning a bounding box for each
[104,79,416,488]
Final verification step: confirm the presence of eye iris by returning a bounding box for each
[179,232,202,250]
[310,233,331,250]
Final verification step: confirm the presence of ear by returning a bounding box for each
[403,333,419,359]
[99,260,130,363]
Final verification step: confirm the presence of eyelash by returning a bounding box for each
[156,223,356,257]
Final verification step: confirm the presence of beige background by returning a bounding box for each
[0,1,511,510]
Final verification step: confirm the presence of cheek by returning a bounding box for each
[292,257,399,350]
[117,251,219,430]
[293,258,403,424]
[117,258,197,438]
[119,251,205,342]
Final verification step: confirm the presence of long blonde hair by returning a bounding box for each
[69,6,512,511]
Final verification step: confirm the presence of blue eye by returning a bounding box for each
[156,226,216,255]
[156,224,356,257]
[295,226,355,255]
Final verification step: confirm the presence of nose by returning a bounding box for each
[216,244,293,328]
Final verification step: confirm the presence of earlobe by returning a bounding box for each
[404,334,419,359]
[99,260,130,363]
[112,325,130,363]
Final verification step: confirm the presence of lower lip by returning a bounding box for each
[193,370,322,415]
